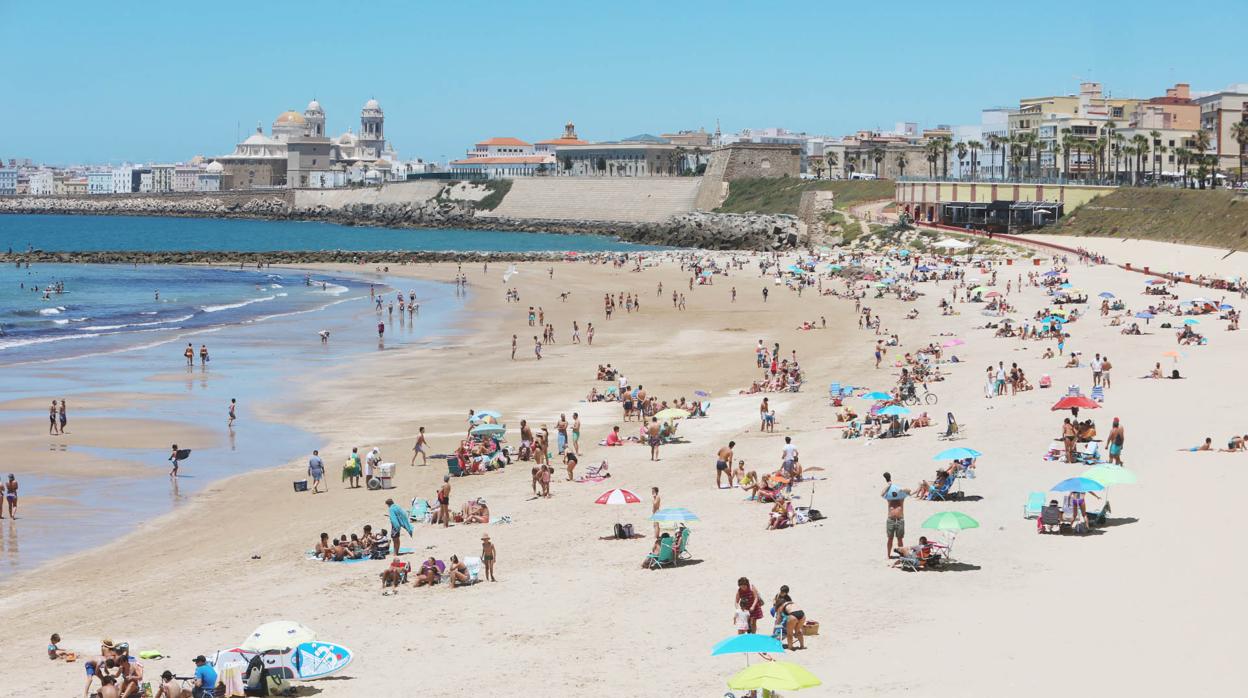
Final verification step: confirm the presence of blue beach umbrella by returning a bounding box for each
[468,410,502,422]
[1135,312,1155,319]
[1220,304,1234,310]
[1098,292,1115,299]
[1059,282,1072,289]
[877,405,911,417]
[1051,477,1106,493]
[1183,318,1199,325]
[712,633,785,656]
[916,265,933,272]
[1043,271,1061,277]
[650,507,700,523]
[861,391,893,400]
[470,424,505,436]
[933,447,983,460]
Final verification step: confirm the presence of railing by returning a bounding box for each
[896,176,1120,186]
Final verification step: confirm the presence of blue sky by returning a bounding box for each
[3,0,1246,166]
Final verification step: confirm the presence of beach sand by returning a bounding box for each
[1,249,1243,697]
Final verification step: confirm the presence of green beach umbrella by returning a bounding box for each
[727,661,822,692]
[921,511,980,531]
[971,286,988,294]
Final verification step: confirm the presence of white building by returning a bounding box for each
[28,170,54,196]
[308,169,348,188]
[151,165,175,192]
[112,166,135,194]
[196,162,223,191]
[0,169,17,195]
[87,171,113,195]
[139,172,153,193]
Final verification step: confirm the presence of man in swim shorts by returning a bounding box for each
[716,441,735,489]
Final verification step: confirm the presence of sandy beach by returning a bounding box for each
[2,244,1245,697]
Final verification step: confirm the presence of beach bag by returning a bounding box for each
[804,620,820,636]
[292,480,308,493]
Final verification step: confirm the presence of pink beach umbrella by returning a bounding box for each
[595,488,642,505]
[941,338,966,348]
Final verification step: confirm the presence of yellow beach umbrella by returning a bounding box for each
[654,408,690,421]
[728,661,822,692]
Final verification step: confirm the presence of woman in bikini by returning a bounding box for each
[776,594,807,650]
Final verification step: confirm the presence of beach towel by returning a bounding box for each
[219,662,246,698]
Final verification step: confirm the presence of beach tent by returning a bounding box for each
[932,238,974,250]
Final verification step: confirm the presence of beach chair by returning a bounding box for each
[463,556,485,584]
[1066,385,1081,397]
[1039,375,1052,389]
[928,477,957,501]
[829,383,842,405]
[1090,385,1105,402]
[1023,492,1045,519]
[896,544,933,572]
[646,536,675,570]
[1087,501,1111,527]
[673,526,692,563]
[447,456,466,477]
[1039,504,1066,534]
[409,498,431,523]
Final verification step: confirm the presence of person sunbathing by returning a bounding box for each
[1181,437,1214,452]
[461,498,490,524]
[1219,435,1246,452]
[415,558,440,586]
[641,532,673,567]
[381,558,409,594]
[448,555,472,587]
[767,496,793,529]
[891,536,932,566]
[1042,347,1055,359]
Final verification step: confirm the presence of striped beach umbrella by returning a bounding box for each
[594,488,641,505]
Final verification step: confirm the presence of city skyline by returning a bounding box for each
[3,0,1248,166]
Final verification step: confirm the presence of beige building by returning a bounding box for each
[1195,85,1248,171]
[823,132,928,180]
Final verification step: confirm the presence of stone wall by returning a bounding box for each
[714,143,802,180]
[292,180,445,210]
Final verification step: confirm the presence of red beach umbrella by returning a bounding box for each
[595,488,641,505]
[1051,396,1099,411]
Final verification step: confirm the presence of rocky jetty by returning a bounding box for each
[0,195,802,251]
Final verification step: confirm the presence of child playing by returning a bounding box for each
[48,633,75,661]
[734,598,752,635]
[481,534,496,582]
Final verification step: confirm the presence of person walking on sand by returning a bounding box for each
[227,398,237,427]
[534,336,542,360]
[308,450,325,493]
[881,471,911,559]
[387,498,412,557]
[1107,417,1125,465]
[2,474,16,519]
[438,476,452,528]
[481,534,497,581]
[647,417,661,461]
[183,343,194,366]
[511,334,517,360]
[49,399,59,435]
[587,322,594,345]
[58,399,68,434]
[716,441,736,489]
[169,444,181,478]
[411,427,429,466]
[651,487,661,539]
[199,344,209,365]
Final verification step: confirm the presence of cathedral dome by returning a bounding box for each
[274,110,306,125]
[306,100,323,113]
[364,99,380,110]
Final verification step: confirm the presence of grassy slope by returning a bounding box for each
[1053,188,1248,250]
[715,178,894,215]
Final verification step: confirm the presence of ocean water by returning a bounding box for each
[0,213,660,252]
[0,263,364,365]
[0,261,462,576]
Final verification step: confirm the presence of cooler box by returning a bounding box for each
[369,462,396,490]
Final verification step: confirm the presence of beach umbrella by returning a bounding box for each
[862,274,877,281]
[694,390,710,397]
[1059,282,1072,289]
[1043,270,1061,277]
[1161,350,1181,361]
[727,662,822,692]
[1220,304,1234,311]
[1098,292,1115,299]
[861,391,893,400]
[874,282,889,288]
[1135,311,1155,319]
[711,633,784,656]
[1051,396,1099,411]
[470,423,506,436]
[654,408,690,421]
[468,410,502,422]
[877,405,911,417]
[650,507,699,523]
[941,338,965,348]
[594,488,641,505]
[1082,466,1138,486]
[971,286,988,294]
[1051,477,1105,493]
[933,447,982,460]
[1049,308,1069,316]
[1183,318,1199,325]
[1146,279,1165,285]
[241,621,317,651]
[921,511,980,531]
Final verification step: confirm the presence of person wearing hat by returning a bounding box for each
[481,534,496,582]
[191,654,217,698]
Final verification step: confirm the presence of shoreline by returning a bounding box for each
[4,247,1245,696]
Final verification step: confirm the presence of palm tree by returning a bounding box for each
[1094,135,1109,181]
[1059,128,1073,179]
[1111,133,1125,183]
[845,153,857,178]
[1173,146,1189,188]
[870,147,885,177]
[1192,129,1212,188]
[987,135,1003,180]
[967,140,982,179]
[954,141,968,179]
[823,151,838,178]
[1195,154,1212,190]
[1230,120,1248,185]
[1148,130,1162,182]
[1009,147,1024,181]
[1130,134,1150,185]
[1121,145,1136,184]
[939,136,953,178]
[895,153,908,177]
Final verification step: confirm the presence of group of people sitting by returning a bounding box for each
[451,435,509,475]
[315,527,392,561]
[381,549,492,594]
